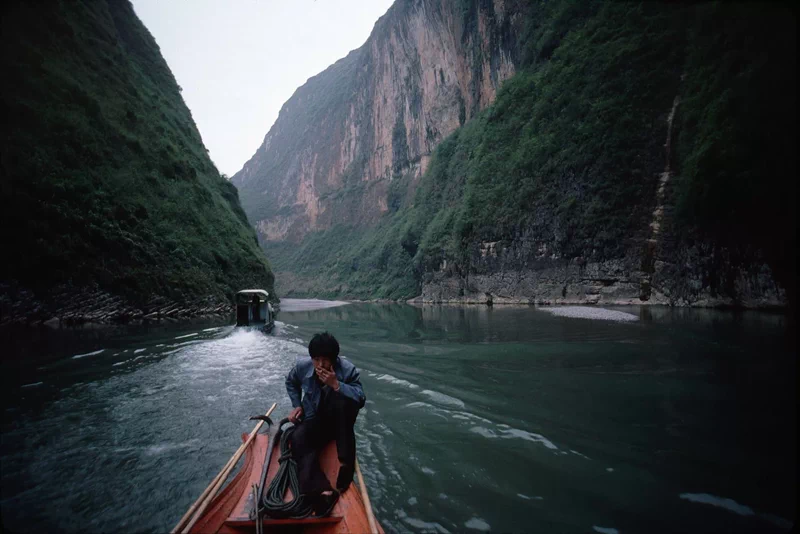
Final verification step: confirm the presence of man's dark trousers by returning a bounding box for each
[291,390,360,495]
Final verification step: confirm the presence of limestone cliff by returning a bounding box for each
[232,0,526,242]
[234,0,795,309]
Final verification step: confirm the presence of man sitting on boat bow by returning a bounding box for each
[285,332,366,515]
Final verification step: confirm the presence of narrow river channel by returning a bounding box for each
[1,301,795,533]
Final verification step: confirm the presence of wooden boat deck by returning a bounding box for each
[188,431,381,534]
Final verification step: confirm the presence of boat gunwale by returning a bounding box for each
[188,432,382,533]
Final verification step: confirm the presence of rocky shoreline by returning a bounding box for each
[3,269,788,328]
[538,306,639,322]
[412,253,787,310]
[0,283,235,327]
[406,293,787,309]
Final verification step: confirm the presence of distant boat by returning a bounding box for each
[235,289,275,332]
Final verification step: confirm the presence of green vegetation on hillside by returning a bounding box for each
[672,2,796,297]
[1,0,275,307]
[267,0,795,302]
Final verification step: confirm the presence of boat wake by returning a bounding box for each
[365,370,568,455]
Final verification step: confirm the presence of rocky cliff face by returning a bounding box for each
[417,244,786,308]
[232,0,526,242]
[234,0,794,309]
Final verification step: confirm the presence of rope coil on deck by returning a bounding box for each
[260,421,314,519]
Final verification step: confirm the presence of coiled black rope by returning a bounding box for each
[261,421,314,519]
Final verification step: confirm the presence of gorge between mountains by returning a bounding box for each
[232,0,795,310]
[1,0,795,324]
[0,2,796,532]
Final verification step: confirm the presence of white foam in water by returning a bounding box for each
[404,517,450,533]
[375,423,393,436]
[402,401,453,422]
[407,497,417,505]
[679,493,754,516]
[592,527,619,534]
[570,449,591,459]
[540,306,638,322]
[421,467,436,475]
[375,373,419,389]
[469,426,498,439]
[405,401,434,409]
[396,509,450,534]
[144,440,199,456]
[134,348,146,354]
[453,411,493,425]
[499,428,558,450]
[111,361,129,367]
[174,332,198,340]
[420,389,465,408]
[464,517,491,531]
[606,468,614,472]
[21,382,43,388]
[71,349,104,359]
[202,327,223,332]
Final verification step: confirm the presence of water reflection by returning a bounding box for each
[1,302,795,533]
[2,322,305,533]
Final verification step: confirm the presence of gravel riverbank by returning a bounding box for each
[538,306,639,322]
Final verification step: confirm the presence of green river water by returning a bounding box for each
[1,301,796,533]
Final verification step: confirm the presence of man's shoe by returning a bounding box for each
[313,490,339,517]
[335,463,354,490]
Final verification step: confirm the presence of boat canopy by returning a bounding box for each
[236,289,269,302]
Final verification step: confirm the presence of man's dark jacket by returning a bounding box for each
[285,357,366,420]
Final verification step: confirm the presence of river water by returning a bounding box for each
[1,301,796,533]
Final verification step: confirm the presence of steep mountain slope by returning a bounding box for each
[232,0,527,241]
[0,0,275,323]
[238,0,795,307]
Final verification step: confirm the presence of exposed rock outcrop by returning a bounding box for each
[0,283,234,326]
[414,83,785,309]
[416,253,785,308]
[232,0,526,242]
[235,1,793,310]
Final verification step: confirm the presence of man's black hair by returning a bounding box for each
[308,332,340,362]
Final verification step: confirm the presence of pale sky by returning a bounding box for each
[132,0,394,177]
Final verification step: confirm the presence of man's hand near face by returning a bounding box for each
[315,366,340,391]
